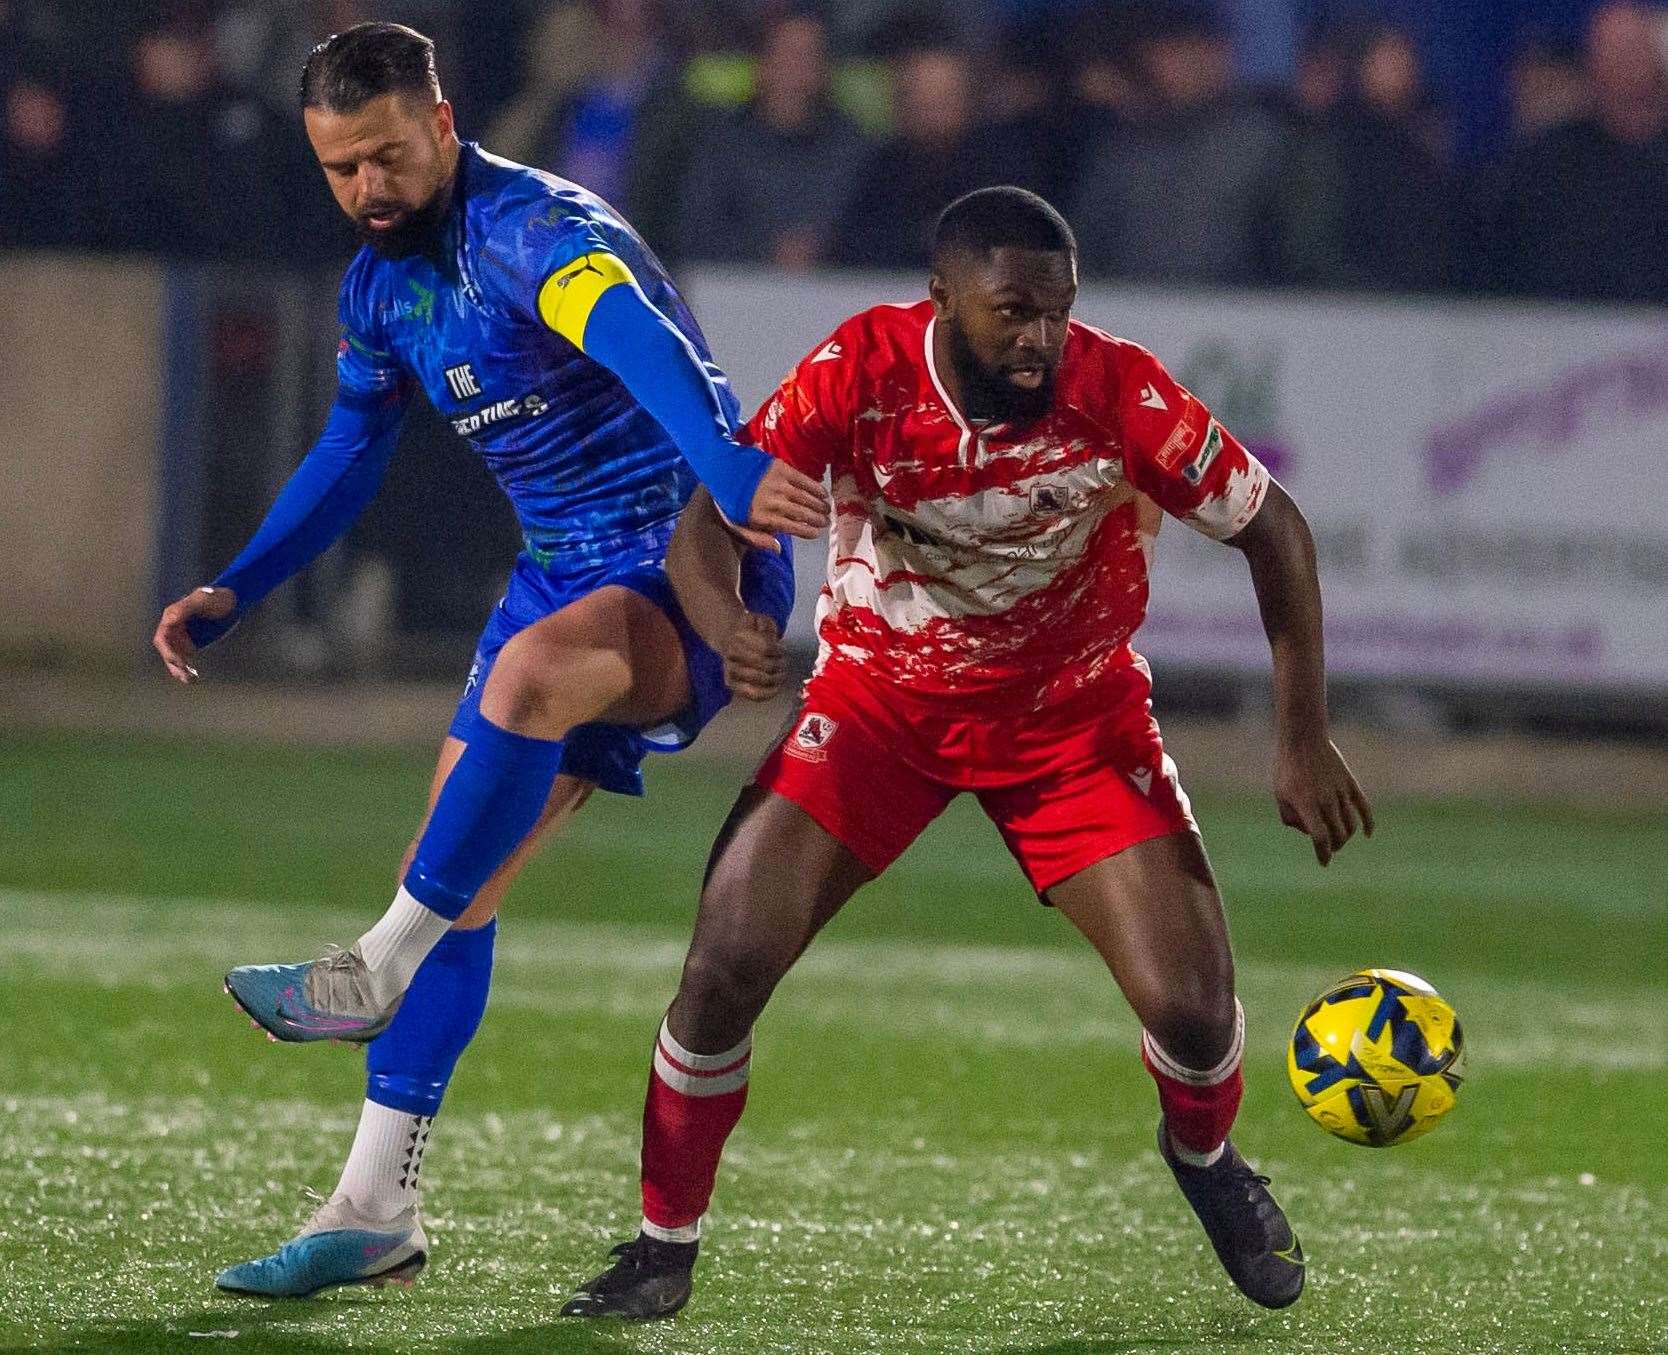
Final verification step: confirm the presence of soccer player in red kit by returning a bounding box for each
[564,187,1373,1321]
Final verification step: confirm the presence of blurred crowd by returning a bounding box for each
[7,0,1668,304]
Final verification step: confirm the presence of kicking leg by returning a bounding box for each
[225,584,689,1043]
[1048,831,1303,1309]
[562,787,873,1320]
[216,743,592,1299]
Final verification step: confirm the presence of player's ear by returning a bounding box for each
[433,98,454,143]
[928,271,952,317]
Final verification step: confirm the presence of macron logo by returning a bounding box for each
[811,341,843,363]
[1138,384,1168,411]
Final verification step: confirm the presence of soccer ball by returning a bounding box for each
[1286,968,1466,1147]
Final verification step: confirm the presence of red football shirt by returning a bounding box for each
[746,299,1269,712]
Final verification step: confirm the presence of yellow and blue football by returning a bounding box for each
[1287,968,1466,1147]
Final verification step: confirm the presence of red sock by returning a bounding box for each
[640,1018,752,1238]
[1142,1000,1245,1157]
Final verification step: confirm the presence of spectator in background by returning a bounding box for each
[487,2,604,163]
[490,0,675,213]
[1506,33,1589,140]
[828,30,1043,270]
[675,9,866,270]
[981,17,1074,203]
[1057,4,1146,203]
[1269,22,1456,294]
[488,0,698,256]
[1485,1,1668,303]
[1,72,97,250]
[1070,2,1286,286]
[108,21,225,257]
[102,17,335,265]
[1291,18,1350,121]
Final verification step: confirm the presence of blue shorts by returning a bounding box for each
[449,530,794,796]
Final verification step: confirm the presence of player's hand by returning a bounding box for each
[723,612,786,702]
[151,585,237,684]
[737,459,829,550]
[1273,736,1374,866]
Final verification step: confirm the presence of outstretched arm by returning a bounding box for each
[536,252,827,548]
[151,387,407,682]
[664,487,786,702]
[1226,480,1374,864]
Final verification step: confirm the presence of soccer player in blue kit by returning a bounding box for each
[149,23,825,1297]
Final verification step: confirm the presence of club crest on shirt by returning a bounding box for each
[787,712,839,762]
[1030,483,1071,514]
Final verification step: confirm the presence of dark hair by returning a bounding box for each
[300,22,440,113]
[932,187,1077,268]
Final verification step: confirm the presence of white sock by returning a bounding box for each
[357,886,453,1000]
[1168,1130,1226,1169]
[335,1099,433,1220]
[642,1215,701,1243]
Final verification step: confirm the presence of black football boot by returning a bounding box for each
[1157,1121,1306,1309]
[560,1233,698,1320]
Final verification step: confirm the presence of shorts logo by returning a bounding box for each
[787,712,838,762]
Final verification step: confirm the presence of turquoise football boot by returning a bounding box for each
[225,945,401,1044]
[216,1194,427,1299]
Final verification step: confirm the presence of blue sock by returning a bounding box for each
[403,715,565,920]
[367,919,496,1116]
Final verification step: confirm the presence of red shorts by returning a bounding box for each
[754,665,1198,895]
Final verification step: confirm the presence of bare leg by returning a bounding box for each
[667,785,875,1053]
[559,786,877,1317]
[479,584,692,741]
[1049,832,1305,1309]
[1046,829,1237,1070]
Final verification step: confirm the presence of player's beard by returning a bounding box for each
[945,317,1057,425]
[355,180,452,259]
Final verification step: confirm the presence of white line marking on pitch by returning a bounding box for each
[0,889,1662,1069]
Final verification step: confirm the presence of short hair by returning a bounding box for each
[931,187,1077,270]
[300,22,440,113]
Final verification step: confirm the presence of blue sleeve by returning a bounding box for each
[580,283,771,526]
[528,241,771,526]
[188,387,407,648]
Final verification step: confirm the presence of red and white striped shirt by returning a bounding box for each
[746,299,1269,712]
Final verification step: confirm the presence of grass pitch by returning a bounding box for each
[0,733,1664,1353]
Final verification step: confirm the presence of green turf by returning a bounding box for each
[1,734,1664,1353]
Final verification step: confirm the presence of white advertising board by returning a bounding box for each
[687,268,1668,694]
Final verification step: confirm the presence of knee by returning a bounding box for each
[676,935,788,1034]
[482,631,571,733]
[1137,957,1238,1072]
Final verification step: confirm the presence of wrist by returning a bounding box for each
[704,444,772,526]
[1275,715,1329,753]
